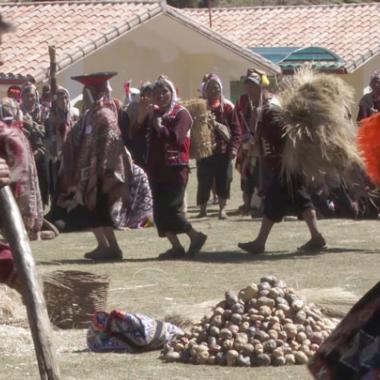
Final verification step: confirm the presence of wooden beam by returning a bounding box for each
[0,186,60,380]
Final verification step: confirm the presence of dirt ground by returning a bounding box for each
[2,167,380,380]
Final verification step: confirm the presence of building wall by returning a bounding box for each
[56,14,259,102]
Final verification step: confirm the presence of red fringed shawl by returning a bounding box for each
[358,113,380,185]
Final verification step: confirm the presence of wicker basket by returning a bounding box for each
[43,270,110,329]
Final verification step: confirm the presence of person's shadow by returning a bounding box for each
[37,247,376,266]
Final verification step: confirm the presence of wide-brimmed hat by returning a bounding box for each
[71,72,117,87]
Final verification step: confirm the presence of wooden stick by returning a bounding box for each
[49,45,57,99]
[0,186,60,380]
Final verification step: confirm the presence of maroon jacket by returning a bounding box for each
[147,104,192,185]
[257,106,284,169]
[210,101,241,156]
[235,94,252,137]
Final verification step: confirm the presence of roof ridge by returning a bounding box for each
[0,0,160,6]
[166,6,280,74]
[182,2,380,11]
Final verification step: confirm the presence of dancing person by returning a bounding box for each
[145,76,207,258]
[238,105,326,254]
[64,72,132,260]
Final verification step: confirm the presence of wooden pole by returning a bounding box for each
[49,46,57,99]
[0,187,60,380]
[208,0,212,28]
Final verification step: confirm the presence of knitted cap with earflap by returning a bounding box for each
[244,68,270,87]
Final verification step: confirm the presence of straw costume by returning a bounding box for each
[239,67,360,254]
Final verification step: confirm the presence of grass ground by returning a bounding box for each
[2,167,380,380]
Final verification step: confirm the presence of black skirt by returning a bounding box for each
[150,182,192,237]
[264,170,314,223]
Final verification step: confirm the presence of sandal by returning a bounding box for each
[158,247,186,260]
[84,248,123,261]
[218,210,228,220]
[297,234,327,253]
[188,232,208,255]
[238,240,265,254]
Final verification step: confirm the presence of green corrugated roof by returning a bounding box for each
[250,47,298,63]
[250,46,346,73]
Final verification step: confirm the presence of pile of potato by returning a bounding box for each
[161,276,335,367]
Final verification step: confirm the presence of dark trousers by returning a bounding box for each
[196,153,232,205]
[151,182,192,237]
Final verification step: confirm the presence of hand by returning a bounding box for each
[137,98,155,124]
[0,158,11,187]
[229,150,237,160]
[34,146,47,159]
[64,191,83,212]
[152,115,163,133]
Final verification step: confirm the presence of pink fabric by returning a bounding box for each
[0,243,16,285]
[0,120,43,233]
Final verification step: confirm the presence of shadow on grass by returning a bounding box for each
[37,247,377,266]
[37,257,158,265]
[320,247,379,255]
[72,349,90,354]
[188,246,376,263]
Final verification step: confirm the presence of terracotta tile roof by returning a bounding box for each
[0,1,279,84]
[165,6,280,74]
[181,3,380,73]
[0,1,163,82]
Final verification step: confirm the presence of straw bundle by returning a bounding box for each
[181,98,215,160]
[276,67,362,185]
[0,284,26,325]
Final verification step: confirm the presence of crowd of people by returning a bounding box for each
[0,6,378,272]
[0,63,379,264]
[1,12,380,379]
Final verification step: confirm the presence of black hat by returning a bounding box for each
[71,72,117,87]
